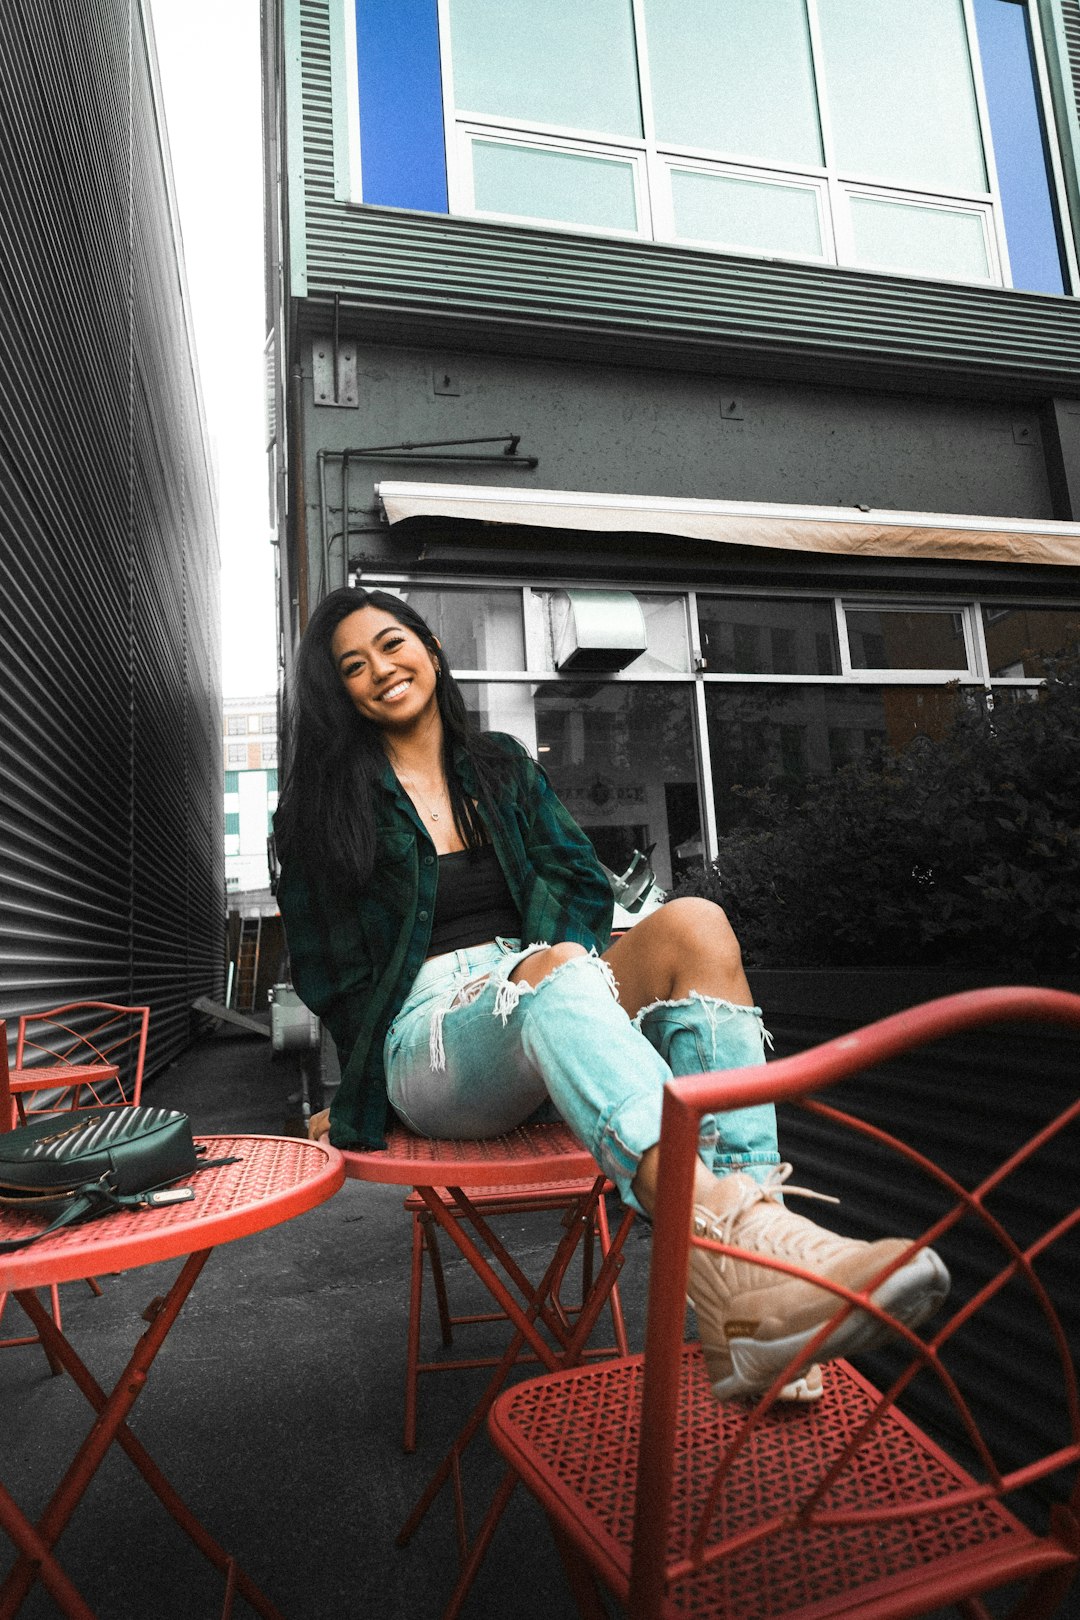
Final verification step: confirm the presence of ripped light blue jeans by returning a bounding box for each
[383,939,779,1217]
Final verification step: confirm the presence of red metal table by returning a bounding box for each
[0,1133,344,1620]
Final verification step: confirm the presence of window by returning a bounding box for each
[843,608,970,672]
[226,744,247,765]
[226,716,246,736]
[386,584,525,668]
[259,713,275,733]
[980,604,1080,676]
[341,0,1071,291]
[224,771,239,792]
[225,812,240,836]
[373,575,1076,871]
[698,597,839,675]
[261,740,278,766]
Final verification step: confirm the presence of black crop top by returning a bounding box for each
[427,846,522,957]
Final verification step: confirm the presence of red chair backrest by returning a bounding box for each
[631,985,1080,1619]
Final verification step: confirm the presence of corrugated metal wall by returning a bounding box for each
[291,0,1080,396]
[0,0,224,1080]
[764,985,1078,1514]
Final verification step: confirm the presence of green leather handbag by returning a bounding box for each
[0,1106,235,1251]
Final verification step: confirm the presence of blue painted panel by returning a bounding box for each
[973,0,1065,294]
[354,0,448,212]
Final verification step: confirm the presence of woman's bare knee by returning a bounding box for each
[606,897,750,1011]
[663,896,744,964]
[510,941,587,989]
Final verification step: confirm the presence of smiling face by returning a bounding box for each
[330,604,441,734]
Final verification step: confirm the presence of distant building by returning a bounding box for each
[1,0,223,1071]
[223,695,278,895]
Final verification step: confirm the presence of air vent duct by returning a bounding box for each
[551,590,647,672]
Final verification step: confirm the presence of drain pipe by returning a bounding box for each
[289,360,311,629]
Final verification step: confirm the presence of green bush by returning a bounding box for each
[674,655,1080,970]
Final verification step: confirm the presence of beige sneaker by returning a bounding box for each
[687,1165,950,1401]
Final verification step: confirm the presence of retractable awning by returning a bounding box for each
[376,481,1080,567]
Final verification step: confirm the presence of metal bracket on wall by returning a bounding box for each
[312,295,358,407]
[315,436,539,599]
[312,341,357,407]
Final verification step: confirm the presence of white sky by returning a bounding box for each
[148,0,278,701]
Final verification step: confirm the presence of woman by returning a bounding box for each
[274,587,948,1401]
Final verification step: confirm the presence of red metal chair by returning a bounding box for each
[10,1001,149,1122]
[489,986,1080,1620]
[342,1119,637,1620]
[402,1172,628,1451]
[0,1021,62,1369]
[2,1003,150,1363]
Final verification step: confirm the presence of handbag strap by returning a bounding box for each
[0,1153,241,1255]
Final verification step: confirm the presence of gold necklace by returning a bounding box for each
[396,773,448,823]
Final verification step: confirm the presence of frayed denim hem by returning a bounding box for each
[631,990,774,1051]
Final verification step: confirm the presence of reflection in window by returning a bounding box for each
[393,586,524,669]
[705,684,972,827]
[698,596,839,674]
[981,605,1080,677]
[845,609,969,670]
[461,681,701,888]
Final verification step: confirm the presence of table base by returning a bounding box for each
[0,1253,286,1620]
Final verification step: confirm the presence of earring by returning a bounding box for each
[433,658,441,675]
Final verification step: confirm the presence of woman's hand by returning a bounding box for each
[307,1108,332,1143]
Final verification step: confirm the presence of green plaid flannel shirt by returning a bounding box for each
[275,735,614,1149]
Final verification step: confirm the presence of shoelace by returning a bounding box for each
[693,1163,843,1274]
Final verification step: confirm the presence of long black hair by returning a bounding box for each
[274,587,517,889]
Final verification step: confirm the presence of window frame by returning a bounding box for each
[429,0,1074,292]
[453,121,653,239]
[361,569,1077,864]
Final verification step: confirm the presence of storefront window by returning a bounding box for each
[845,607,970,671]
[461,680,701,888]
[980,604,1080,677]
[705,683,973,828]
[397,578,1078,874]
[698,596,839,674]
